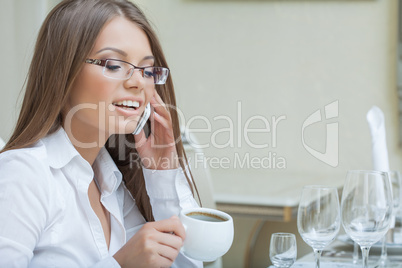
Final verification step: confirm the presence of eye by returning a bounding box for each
[106,64,121,71]
[144,69,155,78]
[105,60,124,72]
[144,71,154,78]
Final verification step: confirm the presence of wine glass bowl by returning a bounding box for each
[341,170,393,268]
[297,186,341,268]
[269,233,297,268]
[389,171,402,213]
[379,170,402,267]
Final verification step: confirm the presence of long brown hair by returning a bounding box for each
[1,0,199,222]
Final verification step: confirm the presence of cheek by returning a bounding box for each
[145,86,155,103]
[67,70,116,124]
[70,71,114,106]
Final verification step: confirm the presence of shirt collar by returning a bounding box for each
[92,147,123,197]
[41,127,81,169]
[41,127,123,195]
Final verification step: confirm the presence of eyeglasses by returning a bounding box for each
[85,58,169,85]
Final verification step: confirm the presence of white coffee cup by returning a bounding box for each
[179,207,234,262]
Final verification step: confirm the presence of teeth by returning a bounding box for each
[113,100,140,108]
[120,106,135,110]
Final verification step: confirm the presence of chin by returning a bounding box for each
[112,119,139,134]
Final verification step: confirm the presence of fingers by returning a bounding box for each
[150,92,172,122]
[143,216,185,265]
[115,217,185,268]
[146,94,170,133]
[152,91,167,111]
[152,110,171,130]
[156,236,182,262]
[158,231,184,251]
[151,216,186,241]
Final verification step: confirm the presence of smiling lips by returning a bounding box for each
[112,100,140,111]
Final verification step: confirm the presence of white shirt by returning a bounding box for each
[0,127,202,268]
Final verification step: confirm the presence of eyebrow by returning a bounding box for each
[142,55,155,61]
[96,47,155,61]
[96,47,127,56]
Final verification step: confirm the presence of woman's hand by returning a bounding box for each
[134,90,179,170]
[113,216,185,268]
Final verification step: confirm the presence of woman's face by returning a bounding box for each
[65,16,155,137]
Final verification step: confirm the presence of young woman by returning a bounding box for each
[0,0,202,267]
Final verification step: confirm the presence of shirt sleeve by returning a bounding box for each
[143,166,199,220]
[0,150,51,268]
[143,166,203,268]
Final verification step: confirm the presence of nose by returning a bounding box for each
[124,68,145,89]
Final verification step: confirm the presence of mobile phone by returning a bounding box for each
[133,103,151,135]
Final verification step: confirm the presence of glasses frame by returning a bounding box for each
[85,58,169,85]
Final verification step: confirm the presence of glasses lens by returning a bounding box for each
[144,67,169,85]
[103,60,169,84]
[103,60,133,80]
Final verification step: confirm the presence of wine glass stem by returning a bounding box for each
[353,242,359,264]
[313,249,322,268]
[380,235,387,264]
[361,246,370,268]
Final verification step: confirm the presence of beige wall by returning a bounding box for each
[0,0,59,141]
[0,0,399,267]
[134,0,401,176]
[133,0,400,267]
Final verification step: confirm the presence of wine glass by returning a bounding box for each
[353,241,360,264]
[269,233,297,268]
[297,186,341,268]
[379,170,402,267]
[341,170,393,268]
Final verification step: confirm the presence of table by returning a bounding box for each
[294,238,402,267]
[209,169,344,267]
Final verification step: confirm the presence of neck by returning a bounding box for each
[63,120,109,166]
